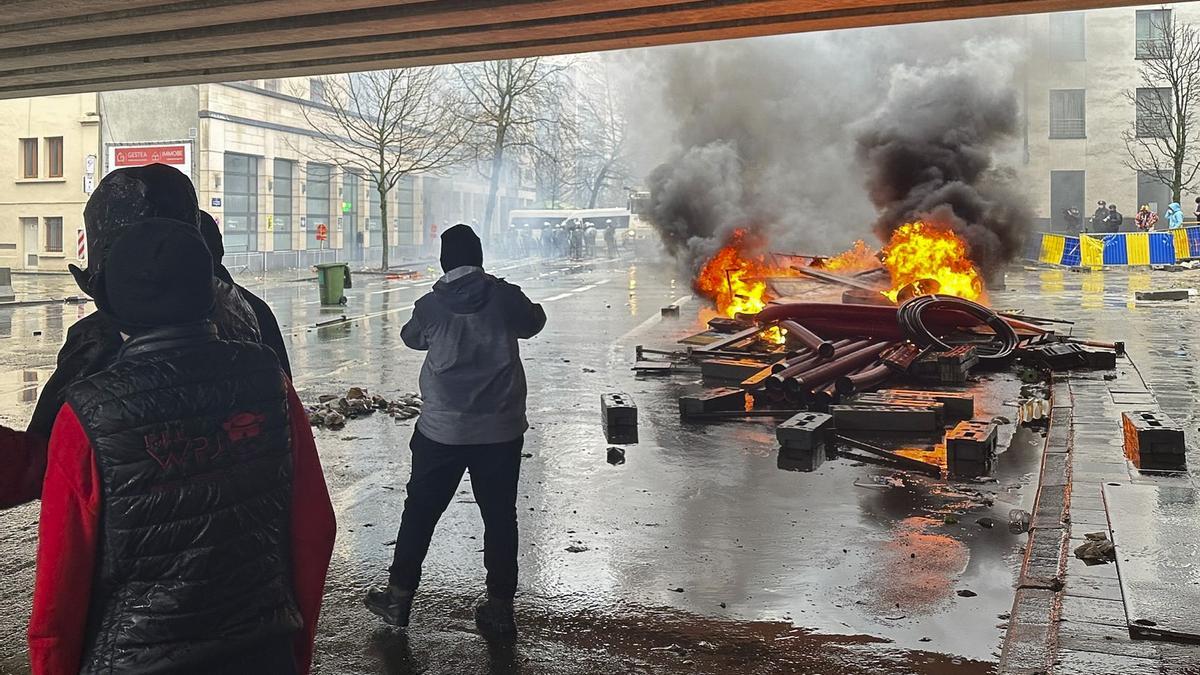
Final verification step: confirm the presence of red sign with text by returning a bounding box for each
[113,145,187,167]
[316,223,329,241]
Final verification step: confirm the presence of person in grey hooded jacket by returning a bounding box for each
[365,224,545,638]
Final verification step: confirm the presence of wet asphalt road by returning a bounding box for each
[1,257,1191,674]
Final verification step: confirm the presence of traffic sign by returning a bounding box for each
[316,223,328,241]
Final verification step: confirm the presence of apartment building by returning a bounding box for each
[0,94,98,272]
[1023,3,1200,232]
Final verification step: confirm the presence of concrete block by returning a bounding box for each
[776,412,833,450]
[876,389,974,419]
[945,420,998,475]
[913,346,978,383]
[777,445,828,472]
[661,304,681,318]
[1134,289,1190,301]
[948,457,993,478]
[830,404,943,432]
[700,358,770,382]
[601,393,637,444]
[1122,410,1186,471]
[1083,349,1117,370]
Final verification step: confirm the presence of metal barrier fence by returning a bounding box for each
[1029,227,1200,267]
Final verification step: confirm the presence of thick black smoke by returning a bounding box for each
[635,25,1030,276]
[639,36,883,273]
[855,59,1031,274]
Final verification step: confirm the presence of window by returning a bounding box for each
[368,176,381,233]
[43,217,63,253]
[1137,9,1171,59]
[396,176,415,245]
[46,137,63,178]
[1049,90,1086,138]
[343,171,361,257]
[20,138,37,178]
[1049,13,1085,61]
[223,153,259,253]
[309,78,326,104]
[305,162,331,249]
[1136,87,1172,138]
[273,159,294,251]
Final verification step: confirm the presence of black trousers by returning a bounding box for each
[388,429,523,599]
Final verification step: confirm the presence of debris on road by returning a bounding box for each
[601,392,638,444]
[307,387,422,429]
[606,446,626,465]
[624,283,1122,483]
[1134,289,1191,301]
[1122,410,1188,471]
[1074,533,1117,565]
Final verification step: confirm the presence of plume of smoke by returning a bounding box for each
[632,22,1029,277]
[855,40,1031,274]
[637,35,884,273]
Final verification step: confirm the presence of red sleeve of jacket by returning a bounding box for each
[286,382,336,674]
[0,426,47,509]
[28,404,100,675]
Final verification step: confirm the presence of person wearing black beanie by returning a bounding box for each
[365,223,546,638]
[28,216,335,674]
[21,168,266,457]
[439,222,484,272]
[93,218,215,334]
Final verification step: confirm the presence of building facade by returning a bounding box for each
[1023,3,1200,233]
[0,94,98,272]
[1,77,533,273]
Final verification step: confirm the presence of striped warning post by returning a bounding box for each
[77,229,86,263]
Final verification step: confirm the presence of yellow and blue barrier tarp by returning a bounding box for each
[1031,227,1200,267]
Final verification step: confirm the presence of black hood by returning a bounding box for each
[432,269,494,314]
[71,163,199,296]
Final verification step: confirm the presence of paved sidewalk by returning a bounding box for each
[1000,361,1200,674]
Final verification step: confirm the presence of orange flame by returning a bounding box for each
[881,221,984,303]
[820,239,879,273]
[695,230,785,342]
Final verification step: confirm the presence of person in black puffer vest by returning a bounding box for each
[14,164,268,509]
[27,219,335,675]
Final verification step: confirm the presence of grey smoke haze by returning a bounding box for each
[632,20,1030,276]
[856,44,1031,274]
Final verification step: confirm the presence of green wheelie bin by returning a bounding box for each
[314,262,352,305]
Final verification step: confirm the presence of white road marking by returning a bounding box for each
[541,292,573,303]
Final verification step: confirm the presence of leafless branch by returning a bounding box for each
[292,68,474,269]
[1123,7,1200,203]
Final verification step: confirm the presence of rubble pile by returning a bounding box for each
[625,268,1127,479]
[308,386,422,430]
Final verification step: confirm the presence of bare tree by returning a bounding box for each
[297,68,472,270]
[573,62,630,209]
[532,112,580,208]
[1122,10,1200,204]
[455,58,569,240]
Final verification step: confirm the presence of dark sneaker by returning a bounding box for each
[474,596,517,639]
[364,584,414,627]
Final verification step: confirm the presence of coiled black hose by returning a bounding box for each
[897,295,1019,361]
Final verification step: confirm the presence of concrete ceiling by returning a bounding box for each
[0,0,1174,99]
